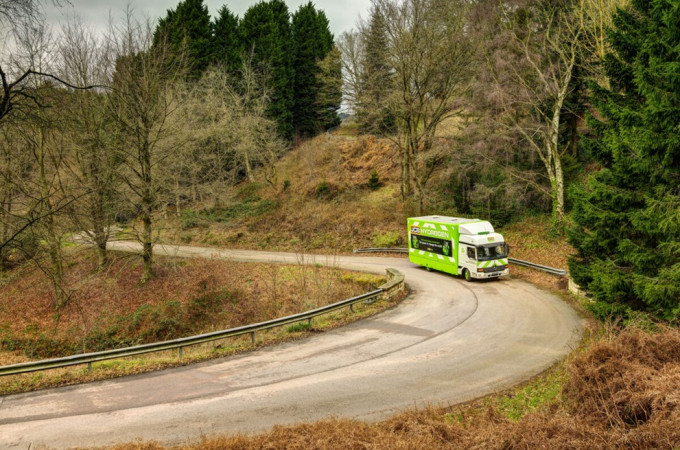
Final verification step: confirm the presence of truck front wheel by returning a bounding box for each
[463,269,473,282]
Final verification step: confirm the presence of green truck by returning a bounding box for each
[408,216,509,281]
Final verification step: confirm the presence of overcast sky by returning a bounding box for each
[44,0,369,38]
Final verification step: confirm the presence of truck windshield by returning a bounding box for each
[476,243,508,261]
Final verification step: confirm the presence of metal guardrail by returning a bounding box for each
[354,248,409,254]
[0,269,404,377]
[353,247,567,276]
[507,258,567,276]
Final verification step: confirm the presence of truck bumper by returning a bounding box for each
[473,269,509,279]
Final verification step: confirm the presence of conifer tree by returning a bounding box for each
[568,0,680,319]
[212,5,240,73]
[291,2,337,138]
[154,0,213,79]
[239,0,294,140]
[315,46,342,131]
[358,4,395,135]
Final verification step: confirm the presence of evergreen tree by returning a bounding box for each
[239,0,294,140]
[568,0,680,319]
[154,0,213,79]
[212,5,240,73]
[358,5,395,135]
[315,46,342,131]
[291,2,337,138]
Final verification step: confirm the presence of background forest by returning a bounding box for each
[1,0,679,324]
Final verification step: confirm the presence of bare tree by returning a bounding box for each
[182,61,285,195]
[376,0,473,212]
[108,11,187,283]
[0,126,34,269]
[231,61,285,188]
[4,18,79,310]
[1,0,101,262]
[488,0,585,231]
[574,0,629,79]
[337,29,364,116]
[1,1,92,127]
[0,0,42,29]
[58,16,119,269]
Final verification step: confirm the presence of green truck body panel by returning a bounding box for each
[407,216,509,279]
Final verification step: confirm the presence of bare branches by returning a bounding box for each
[370,0,473,211]
[485,0,591,230]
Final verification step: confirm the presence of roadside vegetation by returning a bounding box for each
[0,253,390,394]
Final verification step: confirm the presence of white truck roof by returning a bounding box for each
[460,232,505,246]
[410,216,495,235]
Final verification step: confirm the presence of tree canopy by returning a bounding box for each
[291,2,337,138]
[153,0,339,140]
[154,0,214,79]
[568,0,680,320]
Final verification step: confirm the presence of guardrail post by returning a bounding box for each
[307,318,311,326]
[349,303,354,313]
[250,332,255,346]
[88,362,92,374]
[178,347,183,359]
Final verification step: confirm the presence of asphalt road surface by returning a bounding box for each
[0,243,584,448]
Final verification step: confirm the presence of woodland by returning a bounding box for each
[1,0,679,328]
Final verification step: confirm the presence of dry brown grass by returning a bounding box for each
[500,216,574,292]
[106,326,680,450]
[0,250,384,364]
[160,134,407,253]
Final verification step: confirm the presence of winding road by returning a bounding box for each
[0,243,584,448]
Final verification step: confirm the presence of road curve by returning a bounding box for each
[0,243,584,448]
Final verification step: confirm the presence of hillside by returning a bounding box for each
[159,133,408,253]
[156,131,572,291]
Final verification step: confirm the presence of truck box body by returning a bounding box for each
[408,216,509,280]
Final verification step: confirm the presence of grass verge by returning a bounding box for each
[0,287,406,395]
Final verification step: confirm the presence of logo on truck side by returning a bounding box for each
[411,225,448,239]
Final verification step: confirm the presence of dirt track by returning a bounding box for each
[0,243,584,448]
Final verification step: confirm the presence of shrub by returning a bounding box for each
[368,170,382,190]
[315,181,331,199]
[286,322,312,333]
[180,209,204,230]
[372,231,403,248]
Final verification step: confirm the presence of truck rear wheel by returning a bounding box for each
[463,269,473,282]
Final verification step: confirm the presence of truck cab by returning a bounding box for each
[456,222,509,280]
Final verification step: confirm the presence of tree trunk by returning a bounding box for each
[140,141,153,284]
[554,155,565,231]
[547,86,568,233]
[176,179,182,218]
[244,150,254,183]
[91,190,108,270]
[0,195,10,271]
[401,131,413,199]
[141,209,153,284]
[37,129,65,309]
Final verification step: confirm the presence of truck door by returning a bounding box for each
[466,246,476,262]
[459,244,476,272]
